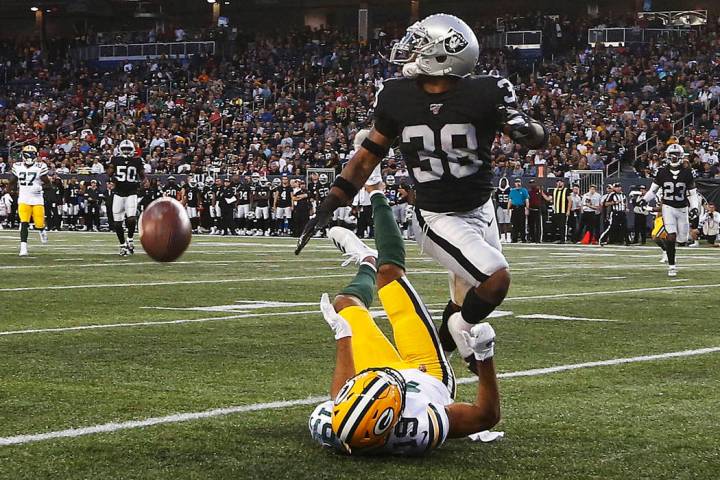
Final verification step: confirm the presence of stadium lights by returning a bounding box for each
[207,0,216,3]
[30,6,39,12]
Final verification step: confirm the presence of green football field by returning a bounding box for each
[0,231,719,479]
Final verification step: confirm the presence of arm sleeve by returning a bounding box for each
[688,188,699,210]
[643,183,660,203]
[11,163,19,177]
[372,81,400,139]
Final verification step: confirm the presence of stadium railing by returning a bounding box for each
[587,27,691,47]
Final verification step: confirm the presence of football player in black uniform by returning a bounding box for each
[235,177,252,235]
[640,144,700,276]
[494,177,511,243]
[218,178,237,235]
[164,176,180,200]
[274,175,294,236]
[251,176,271,236]
[201,178,216,233]
[106,140,145,256]
[64,178,81,230]
[296,14,546,369]
[181,177,201,233]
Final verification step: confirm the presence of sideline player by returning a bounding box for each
[9,145,49,256]
[297,14,545,369]
[106,139,144,256]
[181,177,201,234]
[309,182,500,455]
[640,144,699,276]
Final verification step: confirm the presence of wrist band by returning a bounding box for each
[332,176,359,199]
[361,137,389,158]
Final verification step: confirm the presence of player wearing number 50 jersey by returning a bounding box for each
[106,139,145,256]
[309,185,500,455]
[10,145,50,256]
[641,143,699,276]
[296,14,546,371]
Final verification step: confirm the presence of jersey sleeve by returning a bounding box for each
[372,79,401,139]
[384,403,450,455]
[685,170,696,190]
[492,76,519,108]
[11,163,20,177]
[38,162,49,177]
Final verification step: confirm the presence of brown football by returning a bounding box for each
[139,197,192,262]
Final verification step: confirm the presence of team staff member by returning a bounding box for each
[218,178,237,235]
[700,203,720,246]
[578,184,602,243]
[548,179,571,243]
[568,184,582,242]
[600,183,629,245]
[508,178,529,243]
[527,179,545,243]
[630,185,650,244]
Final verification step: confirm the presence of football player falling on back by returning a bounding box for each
[296,14,546,368]
[309,181,500,455]
[639,143,700,277]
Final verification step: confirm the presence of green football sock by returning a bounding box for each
[339,263,377,308]
[370,191,405,270]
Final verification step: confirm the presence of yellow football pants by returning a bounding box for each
[18,203,45,229]
[339,276,455,396]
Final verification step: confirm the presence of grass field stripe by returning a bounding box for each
[515,314,618,322]
[505,283,720,301]
[1,347,718,447]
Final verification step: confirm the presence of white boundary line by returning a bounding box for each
[0,346,717,447]
[2,283,717,336]
[515,314,618,322]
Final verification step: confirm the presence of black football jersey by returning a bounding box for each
[164,184,180,200]
[110,156,144,196]
[185,186,200,207]
[495,186,510,209]
[385,185,399,205]
[65,185,80,203]
[252,185,270,207]
[317,184,330,201]
[236,184,251,205]
[373,76,518,212]
[202,186,215,205]
[277,186,293,207]
[653,167,695,208]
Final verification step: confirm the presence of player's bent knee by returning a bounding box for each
[333,294,365,312]
[377,264,404,289]
[477,268,511,305]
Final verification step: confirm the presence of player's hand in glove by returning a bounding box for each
[636,198,648,209]
[499,106,546,148]
[320,293,352,340]
[296,191,345,255]
[460,323,496,362]
[689,208,699,222]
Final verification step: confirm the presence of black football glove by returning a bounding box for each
[295,192,343,255]
[499,106,546,147]
[689,208,699,222]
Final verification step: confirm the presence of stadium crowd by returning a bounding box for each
[1,13,720,243]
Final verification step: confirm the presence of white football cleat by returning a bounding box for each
[19,242,28,257]
[39,230,48,244]
[660,252,668,264]
[126,239,134,255]
[119,245,129,256]
[688,241,700,248]
[328,226,378,267]
[668,265,677,277]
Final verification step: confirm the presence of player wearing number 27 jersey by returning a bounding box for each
[10,145,50,256]
[296,14,546,371]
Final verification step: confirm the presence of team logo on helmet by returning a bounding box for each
[444,28,468,54]
[429,103,443,115]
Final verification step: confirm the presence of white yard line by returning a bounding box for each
[0,346,717,447]
[515,314,618,322]
[504,283,720,301]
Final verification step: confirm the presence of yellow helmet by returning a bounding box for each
[21,145,38,166]
[331,368,406,452]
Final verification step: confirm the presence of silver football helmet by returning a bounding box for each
[388,14,479,78]
[319,173,329,185]
[385,175,395,186]
[119,139,135,158]
[665,143,685,168]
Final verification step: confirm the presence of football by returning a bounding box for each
[139,197,192,262]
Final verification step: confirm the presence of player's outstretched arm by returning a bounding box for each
[320,293,356,398]
[500,106,547,149]
[295,128,392,255]
[446,323,501,437]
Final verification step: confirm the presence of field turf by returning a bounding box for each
[0,231,718,479]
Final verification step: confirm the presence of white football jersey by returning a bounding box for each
[309,368,453,456]
[12,162,48,205]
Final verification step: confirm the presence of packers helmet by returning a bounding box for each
[331,368,406,452]
[21,145,38,166]
[665,143,685,168]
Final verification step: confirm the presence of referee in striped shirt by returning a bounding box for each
[600,183,629,245]
[549,179,571,243]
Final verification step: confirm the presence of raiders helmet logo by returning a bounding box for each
[444,29,469,54]
[429,103,443,115]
